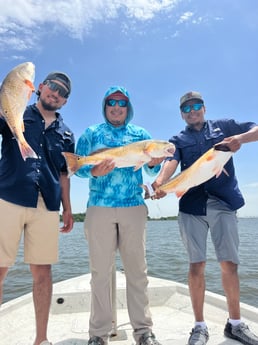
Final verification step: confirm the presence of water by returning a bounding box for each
[3,218,258,308]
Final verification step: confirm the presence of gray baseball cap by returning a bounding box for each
[43,71,72,96]
[180,91,203,108]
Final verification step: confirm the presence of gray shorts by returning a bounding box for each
[178,198,240,264]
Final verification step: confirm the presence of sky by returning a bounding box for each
[0,0,258,217]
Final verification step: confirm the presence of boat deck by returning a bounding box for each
[1,272,258,344]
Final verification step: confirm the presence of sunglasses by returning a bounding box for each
[181,103,203,113]
[106,99,128,107]
[44,80,69,99]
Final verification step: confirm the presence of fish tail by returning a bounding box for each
[62,152,82,177]
[18,141,38,161]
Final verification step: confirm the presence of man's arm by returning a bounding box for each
[152,159,179,199]
[60,172,74,233]
[218,125,258,152]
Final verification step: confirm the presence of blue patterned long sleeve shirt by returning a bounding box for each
[75,122,160,208]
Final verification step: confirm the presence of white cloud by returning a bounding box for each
[177,11,193,24]
[0,0,179,53]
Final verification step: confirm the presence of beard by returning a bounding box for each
[40,98,61,111]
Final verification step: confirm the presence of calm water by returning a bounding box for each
[3,218,258,307]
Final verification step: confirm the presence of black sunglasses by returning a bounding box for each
[44,80,69,99]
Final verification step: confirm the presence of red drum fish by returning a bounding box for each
[62,140,175,177]
[143,144,233,198]
[0,62,38,160]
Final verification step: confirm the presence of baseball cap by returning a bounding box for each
[106,91,129,101]
[43,71,72,96]
[180,91,204,108]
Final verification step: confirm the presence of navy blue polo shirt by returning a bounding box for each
[0,104,75,211]
[169,119,257,215]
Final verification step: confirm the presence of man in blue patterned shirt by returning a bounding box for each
[76,86,164,345]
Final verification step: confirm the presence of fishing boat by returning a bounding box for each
[1,269,258,344]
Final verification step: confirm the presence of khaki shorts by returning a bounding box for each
[0,194,59,267]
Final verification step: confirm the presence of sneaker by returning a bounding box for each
[188,326,209,345]
[139,331,161,345]
[224,321,258,345]
[88,336,105,345]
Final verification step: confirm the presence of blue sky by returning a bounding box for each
[0,0,258,217]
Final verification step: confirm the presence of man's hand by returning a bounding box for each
[215,136,241,153]
[91,159,115,177]
[151,181,167,199]
[60,210,74,233]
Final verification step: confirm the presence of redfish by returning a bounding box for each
[144,144,233,198]
[62,140,175,177]
[0,62,38,160]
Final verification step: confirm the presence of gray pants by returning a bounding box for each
[178,198,240,264]
[84,205,153,343]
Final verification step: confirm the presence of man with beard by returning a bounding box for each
[0,71,75,345]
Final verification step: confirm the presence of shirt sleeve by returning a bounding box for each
[75,129,94,178]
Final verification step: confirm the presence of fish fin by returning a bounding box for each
[24,79,35,92]
[17,141,38,161]
[62,152,83,177]
[212,165,229,178]
[133,161,145,171]
[222,167,229,177]
[144,142,156,155]
[175,190,187,198]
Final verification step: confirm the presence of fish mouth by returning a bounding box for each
[214,143,232,152]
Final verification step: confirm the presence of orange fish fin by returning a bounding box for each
[175,190,187,198]
[143,142,156,157]
[24,79,35,92]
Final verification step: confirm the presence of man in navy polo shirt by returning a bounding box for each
[0,71,75,345]
[152,91,258,345]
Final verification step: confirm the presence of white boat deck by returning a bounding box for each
[1,271,258,345]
